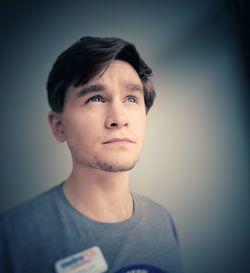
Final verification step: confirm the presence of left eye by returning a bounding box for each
[85,95,105,103]
[126,96,138,103]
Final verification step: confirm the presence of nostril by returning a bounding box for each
[110,123,118,127]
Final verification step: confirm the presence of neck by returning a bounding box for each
[63,164,133,223]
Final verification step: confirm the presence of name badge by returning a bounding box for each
[54,246,108,273]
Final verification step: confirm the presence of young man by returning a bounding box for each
[0,37,182,273]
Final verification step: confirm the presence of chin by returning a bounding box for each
[95,157,139,173]
[71,149,140,172]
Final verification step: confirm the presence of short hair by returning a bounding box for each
[47,36,156,113]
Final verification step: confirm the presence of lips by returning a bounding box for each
[103,138,134,144]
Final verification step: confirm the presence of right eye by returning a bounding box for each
[85,95,105,103]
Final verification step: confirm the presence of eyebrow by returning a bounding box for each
[126,82,143,92]
[76,81,143,98]
[76,84,105,97]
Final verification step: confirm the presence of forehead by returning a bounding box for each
[66,60,143,101]
[95,60,141,84]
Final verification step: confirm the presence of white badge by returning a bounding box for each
[54,246,108,273]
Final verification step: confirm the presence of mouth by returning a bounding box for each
[102,138,135,144]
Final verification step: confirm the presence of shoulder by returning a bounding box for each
[0,183,61,234]
[133,192,179,242]
[133,192,170,215]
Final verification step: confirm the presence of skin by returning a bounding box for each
[48,60,147,223]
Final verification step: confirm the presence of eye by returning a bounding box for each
[85,95,105,103]
[126,95,138,103]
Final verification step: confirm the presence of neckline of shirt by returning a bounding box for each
[55,181,143,232]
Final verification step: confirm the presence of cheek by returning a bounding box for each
[132,113,147,138]
[62,115,83,140]
[63,113,102,143]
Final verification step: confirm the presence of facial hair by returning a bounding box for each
[68,144,139,172]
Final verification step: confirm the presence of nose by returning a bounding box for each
[105,104,128,129]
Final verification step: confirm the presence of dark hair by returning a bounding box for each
[47,36,156,113]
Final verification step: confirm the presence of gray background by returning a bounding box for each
[0,1,249,273]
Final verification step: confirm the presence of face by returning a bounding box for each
[49,60,147,172]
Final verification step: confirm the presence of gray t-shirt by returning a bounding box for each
[0,183,182,273]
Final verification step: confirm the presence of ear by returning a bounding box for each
[48,111,65,143]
